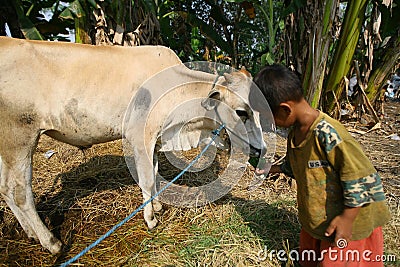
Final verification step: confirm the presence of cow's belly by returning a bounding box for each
[41,105,124,148]
[44,127,122,148]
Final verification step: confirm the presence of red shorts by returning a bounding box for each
[299,227,384,267]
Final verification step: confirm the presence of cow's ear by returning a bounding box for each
[201,90,221,110]
[239,66,252,77]
[224,69,252,84]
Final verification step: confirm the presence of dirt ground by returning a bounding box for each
[347,100,400,200]
[0,100,399,266]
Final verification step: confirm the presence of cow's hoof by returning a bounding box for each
[146,218,158,230]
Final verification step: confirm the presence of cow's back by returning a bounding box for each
[0,37,182,99]
[0,37,182,146]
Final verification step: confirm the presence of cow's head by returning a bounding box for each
[201,68,267,158]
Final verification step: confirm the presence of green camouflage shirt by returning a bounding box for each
[281,112,391,241]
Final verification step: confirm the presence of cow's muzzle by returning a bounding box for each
[249,145,263,158]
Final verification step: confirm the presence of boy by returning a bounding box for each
[252,64,391,266]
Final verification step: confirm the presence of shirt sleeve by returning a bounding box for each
[340,172,386,207]
[315,120,386,207]
[280,158,294,177]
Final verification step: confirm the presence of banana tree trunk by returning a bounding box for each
[323,0,368,113]
[303,0,338,108]
[284,0,338,108]
[366,32,400,100]
[75,15,91,44]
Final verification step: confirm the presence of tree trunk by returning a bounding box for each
[74,0,91,44]
[0,0,24,38]
[285,0,339,108]
[75,15,91,44]
[303,0,338,108]
[365,30,400,100]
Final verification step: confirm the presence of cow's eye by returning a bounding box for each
[236,110,249,122]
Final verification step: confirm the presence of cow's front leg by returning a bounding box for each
[152,150,163,213]
[152,196,163,213]
[134,150,158,229]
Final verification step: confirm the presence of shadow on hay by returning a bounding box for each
[43,154,137,264]
[40,155,133,223]
[229,195,301,264]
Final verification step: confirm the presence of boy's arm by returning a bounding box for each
[325,206,361,246]
[255,157,293,177]
[316,120,387,245]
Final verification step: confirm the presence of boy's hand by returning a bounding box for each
[325,206,361,247]
[255,167,267,175]
[324,214,353,247]
[255,164,281,176]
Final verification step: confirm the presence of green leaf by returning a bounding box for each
[59,7,74,20]
[12,0,43,40]
[58,0,85,20]
[179,11,234,55]
[261,52,274,65]
[278,20,285,31]
[68,0,85,18]
[87,0,98,9]
[22,26,44,40]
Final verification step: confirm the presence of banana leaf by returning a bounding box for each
[59,0,85,19]
[12,0,43,40]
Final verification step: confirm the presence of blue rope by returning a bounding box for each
[60,124,225,267]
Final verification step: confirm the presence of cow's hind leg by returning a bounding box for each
[0,146,62,254]
[0,157,37,239]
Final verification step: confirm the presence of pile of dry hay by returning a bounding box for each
[0,102,398,266]
[0,131,299,266]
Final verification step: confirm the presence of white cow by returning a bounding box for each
[0,37,266,254]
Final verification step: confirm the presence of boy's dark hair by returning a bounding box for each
[252,64,304,114]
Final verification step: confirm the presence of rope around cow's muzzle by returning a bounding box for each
[60,123,225,267]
